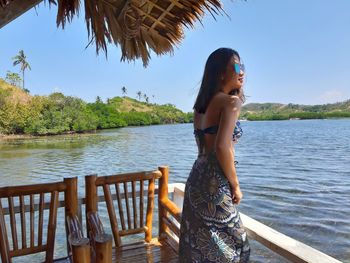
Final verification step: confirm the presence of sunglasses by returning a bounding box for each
[233,63,245,74]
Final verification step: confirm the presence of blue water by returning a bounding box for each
[0,119,349,262]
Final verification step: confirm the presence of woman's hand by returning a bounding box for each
[231,185,243,204]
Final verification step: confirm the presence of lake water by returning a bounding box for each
[0,119,349,262]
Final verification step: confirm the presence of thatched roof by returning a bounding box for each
[0,0,225,66]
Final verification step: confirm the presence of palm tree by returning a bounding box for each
[137,91,142,101]
[122,86,127,96]
[96,96,102,103]
[145,96,149,104]
[12,50,31,90]
[143,93,147,101]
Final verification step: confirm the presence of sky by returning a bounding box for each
[1,0,350,112]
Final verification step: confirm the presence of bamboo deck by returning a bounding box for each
[54,238,179,263]
[112,238,178,263]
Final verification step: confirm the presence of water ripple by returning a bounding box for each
[0,120,349,262]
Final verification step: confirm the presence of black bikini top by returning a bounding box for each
[193,121,243,142]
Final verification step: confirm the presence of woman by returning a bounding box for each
[179,48,250,263]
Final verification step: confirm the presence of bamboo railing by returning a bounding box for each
[171,183,343,263]
[0,169,344,263]
[0,177,90,263]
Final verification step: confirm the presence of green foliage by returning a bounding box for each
[241,100,350,121]
[5,71,22,87]
[325,111,350,118]
[0,87,99,135]
[245,113,289,121]
[0,79,192,136]
[86,102,127,129]
[86,97,191,129]
[243,110,350,121]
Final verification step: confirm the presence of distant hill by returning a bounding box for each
[241,101,350,120]
[108,96,183,115]
[108,96,152,112]
[0,79,192,136]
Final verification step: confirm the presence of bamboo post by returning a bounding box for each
[158,166,169,240]
[71,241,91,263]
[67,214,91,263]
[64,177,78,256]
[95,234,112,263]
[85,175,98,238]
[64,177,78,217]
[45,191,59,263]
[0,200,10,263]
[145,177,155,242]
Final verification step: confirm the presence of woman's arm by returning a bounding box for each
[215,95,243,204]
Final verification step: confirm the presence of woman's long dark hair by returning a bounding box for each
[193,48,241,114]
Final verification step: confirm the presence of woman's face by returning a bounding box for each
[222,55,244,93]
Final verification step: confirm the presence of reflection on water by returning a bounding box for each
[1,120,349,262]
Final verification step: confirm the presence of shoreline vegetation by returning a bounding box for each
[0,79,193,138]
[1,79,349,139]
[240,101,350,121]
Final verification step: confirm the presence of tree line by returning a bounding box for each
[240,101,350,120]
[241,110,350,121]
[0,85,193,135]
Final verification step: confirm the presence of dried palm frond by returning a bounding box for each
[0,0,9,7]
[54,0,224,66]
[2,0,225,66]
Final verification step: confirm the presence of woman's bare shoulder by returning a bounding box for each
[213,92,242,110]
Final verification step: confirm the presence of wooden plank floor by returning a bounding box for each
[54,238,178,263]
[113,238,179,263]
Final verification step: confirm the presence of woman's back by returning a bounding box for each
[194,92,223,154]
[193,92,239,155]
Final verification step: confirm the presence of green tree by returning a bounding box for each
[12,50,31,91]
[137,91,142,101]
[5,71,22,87]
[122,86,127,96]
[96,96,102,104]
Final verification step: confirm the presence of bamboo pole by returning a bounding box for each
[145,178,155,242]
[95,234,112,263]
[85,175,98,237]
[0,200,11,263]
[71,243,91,263]
[64,177,78,256]
[158,166,169,240]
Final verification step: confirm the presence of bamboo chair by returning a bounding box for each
[0,177,90,263]
[85,166,180,263]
